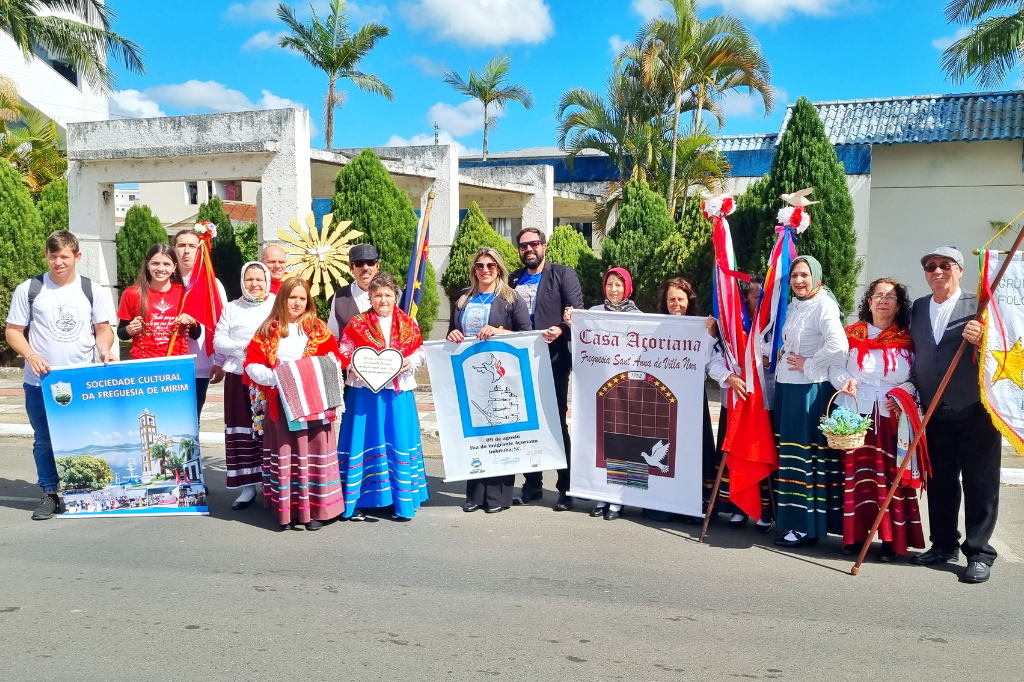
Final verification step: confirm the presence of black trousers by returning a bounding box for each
[466,475,515,508]
[925,403,1001,565]
[195,377,211,420]
[523,365,572,493]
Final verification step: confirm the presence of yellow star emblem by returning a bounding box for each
[991,338,1024,389]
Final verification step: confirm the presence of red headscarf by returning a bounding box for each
[603,267,633,300]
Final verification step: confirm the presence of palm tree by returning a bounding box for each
[443,54,534,160]
[0,77,67,192]
[642,0,773,215]
[278,0,393,150]
[940,0,1024,87]
[0,0,145,92]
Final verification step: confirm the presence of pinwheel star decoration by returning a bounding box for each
[278,212,363,298]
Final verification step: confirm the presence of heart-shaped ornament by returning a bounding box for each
[351,347,405,393]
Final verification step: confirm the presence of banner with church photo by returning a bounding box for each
[980,249,1024,454]
[39,356,207,518]
[423,332,566,482]
[569,310,709,516]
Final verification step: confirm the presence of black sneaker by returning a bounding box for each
[554,493,574,511]
[31,493,63,520]
[305,520,323,531]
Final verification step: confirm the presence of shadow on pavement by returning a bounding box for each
[0,477,40,513]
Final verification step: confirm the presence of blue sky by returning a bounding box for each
[105,1,1000,155]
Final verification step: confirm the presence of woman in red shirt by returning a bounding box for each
[117,243,199,358]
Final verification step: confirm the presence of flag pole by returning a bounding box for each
[404,191,435,314]
[851,225,1024,575]
[699,449,729,542]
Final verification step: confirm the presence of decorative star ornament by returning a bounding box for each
[990,337,1024,390]
[277,212,363,299]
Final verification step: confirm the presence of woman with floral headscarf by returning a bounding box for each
[773,255,849,548]
[214,261,276,510]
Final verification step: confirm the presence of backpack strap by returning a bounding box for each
[25,274,97,335]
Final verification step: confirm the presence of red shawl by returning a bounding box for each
[243,317,341,420]
[339,308,422,368]
[845,321,914,376]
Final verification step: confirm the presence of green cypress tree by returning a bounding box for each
[197,195,243,300]
[331,149,440,336]
[116,205,167,291]
[0,162,47,355]
[234,220,260,263]
[754,96,860,311]
[730,175,770,273]
[547,224,603,307]
[36,179,69,233]
[441,202,519,298]
[647,201,717,314]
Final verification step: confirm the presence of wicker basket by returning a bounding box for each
[822,391,867,450]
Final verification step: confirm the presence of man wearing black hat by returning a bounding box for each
[329,243,399,338]
[908,246,1000,583]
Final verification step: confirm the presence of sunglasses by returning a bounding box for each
[474,262,497,271]
[518,240,543,251]
[351,259,378,268]
[924,262,955,273]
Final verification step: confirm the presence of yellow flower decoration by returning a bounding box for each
[277,212,363,299]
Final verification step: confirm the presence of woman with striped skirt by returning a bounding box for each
[213,261,275,509]
[773,256,849,548]
[244,277,344,531]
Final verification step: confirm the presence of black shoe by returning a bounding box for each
[604,507,620,521]
[554,493,573,511]
[774,532,817,548]
[305,520,323,531]
[348,510,366,521]
[462,502,480,513]
[754,519,775,534]
[728,513,748,529]
[841,543,859,556]
[391,514,412,522]
[279,523,293,532]
[961,561,991,584]
[911,546,960,566]
[31,493,63,520]
[878,543,898,563]
[513,486,543,505]
[590,506,606,518]
[484,506,503,514]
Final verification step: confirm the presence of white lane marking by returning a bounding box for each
[0,495,37,502]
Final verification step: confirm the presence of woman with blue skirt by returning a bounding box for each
[336,272,429,521]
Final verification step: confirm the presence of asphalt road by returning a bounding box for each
[2,437,1024,682]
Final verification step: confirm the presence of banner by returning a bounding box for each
[980,249,1024,454]
[424,332,567,482]
[39,356,207,518]
[569,310,708,516]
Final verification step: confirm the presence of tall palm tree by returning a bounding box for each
[940,0,1024,87]
[443,54,534,160]
[278,0,393,150]
[0,0,145,92]
[642,0,773,215]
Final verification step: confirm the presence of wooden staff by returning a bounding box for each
[700,449,729,542]
[851,226,1024,575]
[404,190,435,315]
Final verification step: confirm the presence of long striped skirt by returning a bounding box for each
[224,372,263,489]
[337,387,429,519]
[262,417,343,525]
[842,411,925,553]
[774,381,843,538]
[705,405,773,519]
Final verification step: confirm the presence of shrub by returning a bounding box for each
[197,195,243,300]
[234,220,260,263]
[36,178,69,233]
[0,162,47,355]
[441,201,519,299]
[116,205,167,291]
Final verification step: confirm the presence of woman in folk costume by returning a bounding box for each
[337,271,429,521]
[243,276,344,531]
[829,278,926,561]
[448,247,532,514]
[213,261,276,510]
[773,255,850,548]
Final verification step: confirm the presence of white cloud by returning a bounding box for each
[243,29,286,52]
[698,0,847,22]
[385,130,482,157]
[720,87,785,119]
[348,2,390,22]
[609,34,629,57]
[256,89,303,109]
[140,80,302,114]
[223,0,279,23]
[109,89,166,118]
[410,54,448,77]
[932,27,971,51]
[400,0,554,47]
[632,0,670,20]
[426,100,487,137]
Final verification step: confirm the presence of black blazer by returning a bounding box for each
[510,262,584,370]
[330,282,402,339]
[909,291,980,415]
[449,289,533,335]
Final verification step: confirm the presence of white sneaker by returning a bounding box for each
[232,485,257,509]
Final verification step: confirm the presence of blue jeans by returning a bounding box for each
[25,383,58,493]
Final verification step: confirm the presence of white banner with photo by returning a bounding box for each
[980,249,1024,454]
[569,310,708,516]
[424,331,567,482]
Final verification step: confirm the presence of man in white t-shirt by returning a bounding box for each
[5,231,117,520]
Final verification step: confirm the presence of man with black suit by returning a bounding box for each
[329,243,383,339]
[509,227,585,511]
[908,246,1000,584]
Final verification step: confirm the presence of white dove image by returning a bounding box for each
[779,187,820,207]
[640,440,670,473]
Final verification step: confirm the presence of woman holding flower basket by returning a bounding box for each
[773,256,849,548]
[828,278,926,562]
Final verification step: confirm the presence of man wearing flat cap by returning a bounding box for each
[908,246,1000,583]
[329,243,401,339]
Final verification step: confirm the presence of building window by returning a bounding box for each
[225,181,241,201]
[207,181,214,200]
[186,182,198,205]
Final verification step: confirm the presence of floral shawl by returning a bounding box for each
[339,308,422,365]
[844,320,914,376]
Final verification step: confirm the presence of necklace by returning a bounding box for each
[476,291,496,304]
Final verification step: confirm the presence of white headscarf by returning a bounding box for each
[240,261,272,304]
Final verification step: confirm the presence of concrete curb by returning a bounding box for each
[1002,468,1024,486]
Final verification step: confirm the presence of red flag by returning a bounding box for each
[178,239,224,356]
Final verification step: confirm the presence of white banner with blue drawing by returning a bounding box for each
[39,356,207,518]
[424,332,567,482]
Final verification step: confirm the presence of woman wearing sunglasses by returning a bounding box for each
[447,247,532,513]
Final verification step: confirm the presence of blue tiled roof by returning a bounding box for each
[781,91,1024,145]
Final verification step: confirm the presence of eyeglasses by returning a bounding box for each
[351,259,378,268]
[518,240,543,251]
[924,262,955,273]
[474,262,497,271]
[869,294,898,302]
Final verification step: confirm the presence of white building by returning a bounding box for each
[114,187,140,220]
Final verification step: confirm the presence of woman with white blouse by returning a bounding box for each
[773,256,850,548]
[828,278,924,562]
[213,261,275,510]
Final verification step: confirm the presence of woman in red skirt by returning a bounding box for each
[829,278,925,561]
[244,276,344,531]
